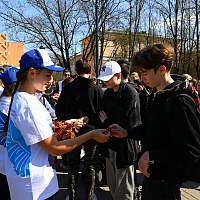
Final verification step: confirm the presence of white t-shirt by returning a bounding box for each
[5,92,58,200]
[0,96,10,174]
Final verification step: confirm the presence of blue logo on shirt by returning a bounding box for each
[6,120,31,177]
[0,111,7,147]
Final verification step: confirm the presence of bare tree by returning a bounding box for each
[78,0,124,70]
[130,0,145,60]
[194,0,200,78]
[155,0,180,71]
[0,0,199,78]
[0,0,81,70]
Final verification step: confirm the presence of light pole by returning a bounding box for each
[81,0,99,79]
[95,0,99,78]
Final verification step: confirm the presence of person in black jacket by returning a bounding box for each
[97,61,141,200]
[55,59,103,200]
[109,44,200,200]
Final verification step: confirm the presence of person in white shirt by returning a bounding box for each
[4,49,110,200]
[0,67,19,200]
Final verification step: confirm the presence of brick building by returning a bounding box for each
[0,34,24,67]
[71,31,173,74]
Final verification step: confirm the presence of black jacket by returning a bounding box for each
[102,82,141,168]
[55,76,103,132]
[129,81,200,183]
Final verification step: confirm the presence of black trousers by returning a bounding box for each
[62,140,98,200]
[141,178,181,200]
[0,173,11,200]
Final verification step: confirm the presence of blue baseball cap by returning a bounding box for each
[19,49,64,72]
[0,67,19,85]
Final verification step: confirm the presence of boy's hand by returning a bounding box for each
[92,129,111,143]
[138,151,151,177]
[108,124,128,138]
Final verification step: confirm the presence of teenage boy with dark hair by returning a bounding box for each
[97,61,141,200]
[109,44,200,200]
[55,59,103,200]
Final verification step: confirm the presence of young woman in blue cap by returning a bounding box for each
[4,49,110,200]
[0,67,19,200]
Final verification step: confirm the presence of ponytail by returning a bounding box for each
[3,80,20,134]
[3,68,29,134]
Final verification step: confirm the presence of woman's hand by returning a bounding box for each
[63,119,76,124]
[99,111,108,123]
[91,129,110,143]
[74,116,89,129]
[73,119,85,130]
[81,116,89,124]
[61,119,79,130]
[51,93,60,102]
[108,124,128,138]
[63,116,89,130]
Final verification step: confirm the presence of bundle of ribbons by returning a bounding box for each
[53,120,78,140]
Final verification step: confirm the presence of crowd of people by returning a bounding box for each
[0,43,199,200]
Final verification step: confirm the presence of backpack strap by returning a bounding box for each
[165,92,199,123]
[176,93,195,103]
[175,93,200,113]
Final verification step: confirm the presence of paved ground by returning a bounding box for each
[55,171,112,200]
[54,158,200,200]
[54,171,200,200]
[181,188,200,200]
[181,182,200,200]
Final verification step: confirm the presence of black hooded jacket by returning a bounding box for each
[55,76,103,132]
[129,81,200,183]
[102,82,142,168]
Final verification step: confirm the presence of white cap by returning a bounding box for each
[97,61,121,81]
